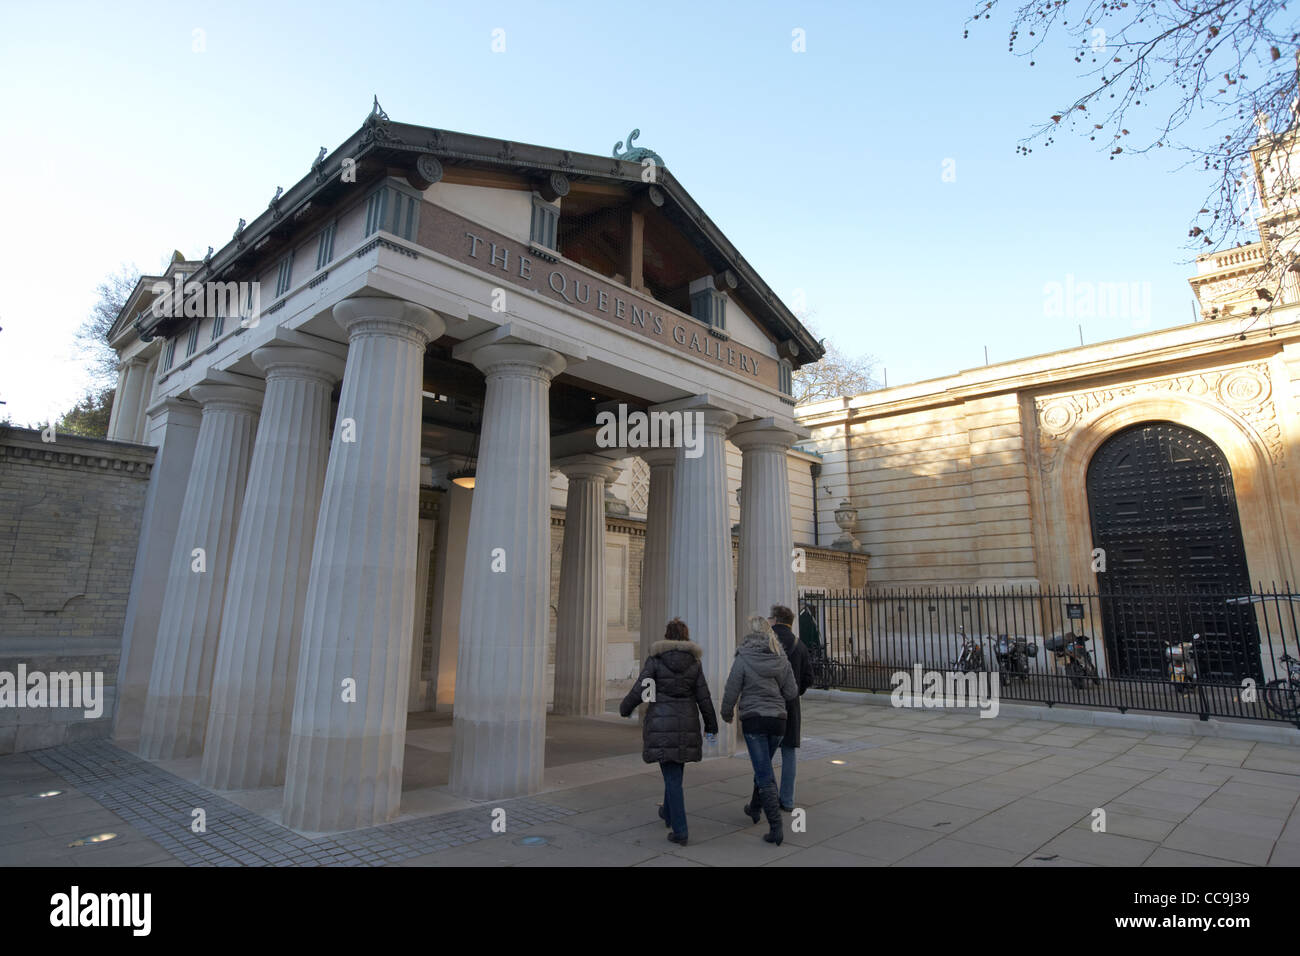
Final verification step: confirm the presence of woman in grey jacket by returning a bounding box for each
[721,615,798,845]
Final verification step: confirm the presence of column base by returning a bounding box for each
[282,731,403,832]
[450,716,545,801]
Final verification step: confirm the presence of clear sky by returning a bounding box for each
[0,0,1231,425]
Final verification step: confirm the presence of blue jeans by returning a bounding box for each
[660,761,687,836]
[743,731,783,792]
[779,744,797,808]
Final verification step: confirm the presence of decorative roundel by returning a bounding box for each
[1218,368,1269,407]
[548,172,570,199]
[1039,399,1078,435]
[647,185,665,207]
[416,154,444,185]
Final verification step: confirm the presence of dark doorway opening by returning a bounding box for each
[1086,421,1262,682]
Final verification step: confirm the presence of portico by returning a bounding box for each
[108,107,821,830]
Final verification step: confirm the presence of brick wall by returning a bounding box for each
[0,427,155,753]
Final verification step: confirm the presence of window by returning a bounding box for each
[363,183,420,241]
[274,252,294,298]
[185,321,200,358]
[689,277,726,330]
[315,221,336,270]
[364,188,388,237]
[605,543,627,626]
[779,358,793,396]
[211,293,225,340]
[163,337,176,371]
[530,194,559,250]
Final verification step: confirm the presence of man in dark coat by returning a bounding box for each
[619,618,718,845]
[770,604,813,811]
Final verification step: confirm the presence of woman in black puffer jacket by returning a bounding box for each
[619,618,719,846]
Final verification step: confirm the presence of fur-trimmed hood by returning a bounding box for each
[651,639,703,659]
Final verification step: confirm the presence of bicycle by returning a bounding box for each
[1264,653,1300,719]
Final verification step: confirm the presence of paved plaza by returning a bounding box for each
[3,697,1299,867]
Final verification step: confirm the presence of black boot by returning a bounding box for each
[759,783,783,845]
[658,805,670,828]
[742,785,762,824]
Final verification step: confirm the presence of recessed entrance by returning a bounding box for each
[1086,420,1261,681]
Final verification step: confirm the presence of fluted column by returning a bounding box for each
[450,342,565,800]
[665,403,738,758]
[138,381,263,759]
[282,297,444,832]
[109,360,145,442]
[639,448,676,662]
[200,345,345,790]
[553,455,620,716]
[731,419,799,640]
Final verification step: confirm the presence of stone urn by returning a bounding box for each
[831,499,862,552]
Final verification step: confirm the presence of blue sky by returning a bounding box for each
[0,0,1229,423]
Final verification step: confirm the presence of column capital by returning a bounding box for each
[332,296,445,347]
[554,453,621,483]
[638,447,678,468]
[728,417,801,451]
[650,395,739,434]
[145,394,201,423]
[188,381,264,414]
[464,341,566,383]
[252,345,347,385]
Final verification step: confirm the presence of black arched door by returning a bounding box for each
[1086,421,1260,681]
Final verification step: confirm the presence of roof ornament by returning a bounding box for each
[612,129,664,166]
[233,218,247,248]
[269,186,284,220]
[362,96,395,145]
[203,246,213,265]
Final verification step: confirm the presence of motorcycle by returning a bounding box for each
[992,633,1037,687]
[1264,652,1300,719]
[951,626,985,674]
[1164,633,1202,695]
[1044,631,1100,689]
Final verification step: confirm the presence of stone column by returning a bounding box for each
[109,360,145,442]
[200,345,345,790]
[731,419,799,637]
[638,448,676,664]
[114,396,202,744]
[132,357,158,443]
[553,455,620,716]
[282,297,443,832]
[138,381,263,759]
[450,342,565,800]
[665,403,738,758]
[407,504,437,712]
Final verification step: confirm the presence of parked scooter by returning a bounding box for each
[1164,633,1202,695]
[992,634,1037,687]
[951,626,985,674]
[1044,632,1100,689]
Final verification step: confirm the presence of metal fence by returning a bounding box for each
[800,585,1300,727]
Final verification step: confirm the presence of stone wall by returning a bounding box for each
[0,427,155,753]
[806,392,1036,588]
[798,320,1300,593]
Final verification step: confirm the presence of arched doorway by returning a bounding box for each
[1086,421,1261,682]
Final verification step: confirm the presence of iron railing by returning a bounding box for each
[799,585,1300,726]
